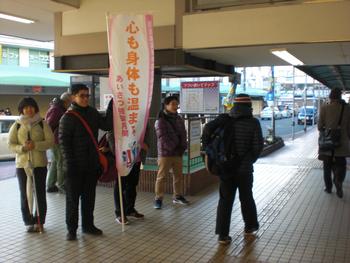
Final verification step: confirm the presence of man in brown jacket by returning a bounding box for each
[318,88,350,198]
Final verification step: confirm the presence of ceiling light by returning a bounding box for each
[0,13,35,24]
[270,48,304,65]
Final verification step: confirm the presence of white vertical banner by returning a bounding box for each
[107,14,154,176]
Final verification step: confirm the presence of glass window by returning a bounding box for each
[1,46,19,66]
[0,120,15,133]
[29,49,49,68]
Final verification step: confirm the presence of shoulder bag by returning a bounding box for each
[66,110,108,174]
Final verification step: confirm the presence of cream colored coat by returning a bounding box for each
[8,116,54,168]
[318,101,350,157]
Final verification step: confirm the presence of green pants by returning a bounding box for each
[47,144,64,189]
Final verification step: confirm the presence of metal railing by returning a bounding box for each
[145,114,219,174]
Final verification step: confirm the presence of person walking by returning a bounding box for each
[107,124,150,224]
[4,107,12,115]
[203,94,263,245]
[45,92,72,193]
[8,97,54,232]
[59,84,113,241]
[154,96,189,209]
[318,88,350,198]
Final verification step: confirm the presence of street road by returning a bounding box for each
[260,116,315,139]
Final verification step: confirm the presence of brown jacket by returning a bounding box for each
[318,101,350,156]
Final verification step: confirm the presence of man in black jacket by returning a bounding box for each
[59,84,113,241]
[204,94,263,245]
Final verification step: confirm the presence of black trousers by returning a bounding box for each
[323,156,346,190]
[17,167,47,226]
[215,173,258,237]
[114,162,141,217]
[65,172,98,232]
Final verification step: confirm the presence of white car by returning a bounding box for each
[0,116,18,160]
[280,108,293,118]
[260,107,282,120]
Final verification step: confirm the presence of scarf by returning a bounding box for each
[18,113,42,129]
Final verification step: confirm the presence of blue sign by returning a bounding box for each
[266,92,274,101]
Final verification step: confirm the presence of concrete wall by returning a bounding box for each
[183,1,350,49]
[61,0,175,36]
[55,0,179,56]
[55,1,350,59]
[0,95,56,117]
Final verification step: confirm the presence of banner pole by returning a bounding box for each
[117,173,125,232]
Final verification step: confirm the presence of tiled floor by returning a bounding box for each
[1,127,349,263]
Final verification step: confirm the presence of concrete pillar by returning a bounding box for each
[148,68,162,160]
[149,68,162,118]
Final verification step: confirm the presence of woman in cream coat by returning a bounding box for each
[8,97,54,232]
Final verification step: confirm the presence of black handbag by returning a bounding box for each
[318,103,344,151]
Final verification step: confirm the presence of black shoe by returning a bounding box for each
[127,210,144,219]
[324,187,332,194]
[82,225,103,235]
[334,180,343,198]
[336,189,343,198]
[47,186,59,193]
[66,231,77,241]
[218,235,232,245]
[173,196,189,205]
[26,225,36,233]
[245,225,259,234]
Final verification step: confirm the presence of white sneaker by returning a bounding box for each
[115,217,129,225]
[173,196,189,205]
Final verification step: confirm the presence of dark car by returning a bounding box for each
[297,106,317,125]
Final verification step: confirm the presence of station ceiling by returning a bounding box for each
[1,0,349,90]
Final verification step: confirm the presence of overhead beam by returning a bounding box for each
[333,65,346,90]
[51,0,80,8]
[54,49,234,77]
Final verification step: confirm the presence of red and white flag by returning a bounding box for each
[106,14,154,176]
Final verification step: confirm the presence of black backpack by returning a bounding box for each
[202,115,238,176]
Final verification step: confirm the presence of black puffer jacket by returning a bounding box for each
[59,102,113,177]
[203,104,263,174]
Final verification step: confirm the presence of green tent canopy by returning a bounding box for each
[0,65,71,87]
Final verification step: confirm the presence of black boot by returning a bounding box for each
[66,231,77,241]
[82,225,103,235]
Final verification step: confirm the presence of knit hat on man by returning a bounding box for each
[234,93,252,106]
[329,88,342,100]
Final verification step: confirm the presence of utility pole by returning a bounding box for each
[271,66,276,140]
[303,74,307,132]
[292,67,295,140]
[243,67,246,92]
